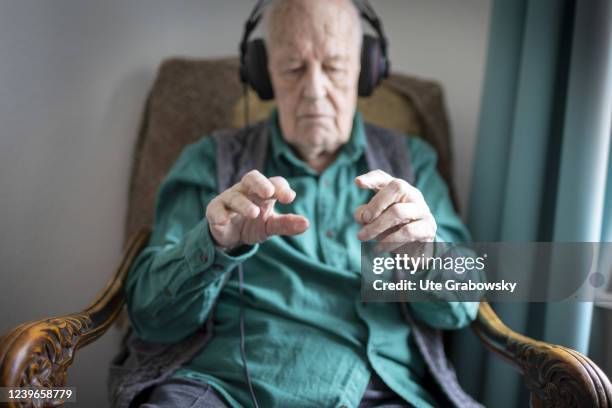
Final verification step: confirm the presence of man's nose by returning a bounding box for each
[302,65,327,100]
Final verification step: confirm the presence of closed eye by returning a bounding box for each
[283,66,305,75]
[324,65,345,73]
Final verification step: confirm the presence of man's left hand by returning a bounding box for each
[354,170,436,251]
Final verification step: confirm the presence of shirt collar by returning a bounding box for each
[267,109,366,170]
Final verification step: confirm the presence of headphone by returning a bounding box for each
[239,0,391,100]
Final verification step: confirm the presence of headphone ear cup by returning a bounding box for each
[358,34,386,97]
[244,39,274,100]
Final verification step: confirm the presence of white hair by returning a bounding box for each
[262,0,363,51]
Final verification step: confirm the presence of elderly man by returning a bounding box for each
[118,0,479,407]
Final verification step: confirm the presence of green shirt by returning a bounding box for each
[126,110,478,408]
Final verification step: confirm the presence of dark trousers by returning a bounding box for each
[139,372,413,408]
[139,378,229,408]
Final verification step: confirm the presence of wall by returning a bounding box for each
[0,1,490,406]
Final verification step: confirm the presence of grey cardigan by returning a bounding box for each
[107,121,482,408]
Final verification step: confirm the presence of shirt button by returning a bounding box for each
[326,229,334,238]
[200,253,209,262]
[323,179,331,187]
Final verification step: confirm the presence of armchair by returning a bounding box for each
[1,58,610,408]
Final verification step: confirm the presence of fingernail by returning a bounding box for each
[362,210,372,223]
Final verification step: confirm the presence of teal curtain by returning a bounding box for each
[453,0,612,406]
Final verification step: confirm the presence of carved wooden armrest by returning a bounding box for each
[0,229,150,406]
[472,301,612,407]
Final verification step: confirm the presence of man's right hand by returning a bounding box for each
[205,170,309,251]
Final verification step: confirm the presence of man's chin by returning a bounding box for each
[296,122,336,139]
[295,130,336,150]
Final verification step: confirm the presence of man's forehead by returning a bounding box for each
[271,33,358,61]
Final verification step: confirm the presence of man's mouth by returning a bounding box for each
[298,114,332,120]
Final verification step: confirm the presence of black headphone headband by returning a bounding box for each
[239,0,391,100]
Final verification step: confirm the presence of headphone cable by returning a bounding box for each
[238,264,260,408]
[243,82,251,129]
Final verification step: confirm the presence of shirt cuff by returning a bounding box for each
[173,218,259,292]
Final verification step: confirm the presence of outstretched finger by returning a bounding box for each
[206,197,236,225]
[357,202,425,241]
[354,170,394,191]
[269,176,296,204]
[222,191,260,219]
[265,213,310,236]
[240,170,276,199]
[375,220,435,253]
